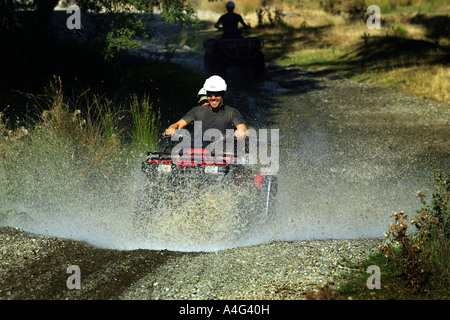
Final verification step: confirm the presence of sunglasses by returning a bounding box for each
[206,91,224,97]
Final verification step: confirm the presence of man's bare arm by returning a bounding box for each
[165,119,188,135]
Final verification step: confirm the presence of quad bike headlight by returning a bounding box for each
[157,164,172,173]
[204,165,228,175]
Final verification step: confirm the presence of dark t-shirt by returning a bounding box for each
[182,104,245,135]
[217,12,245,37]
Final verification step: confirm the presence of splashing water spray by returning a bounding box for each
[0,100,443,252]
[0,117,281,252]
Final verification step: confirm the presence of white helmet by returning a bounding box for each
[203,75,227,92]
[197,87,207,96]
[226,1,235,9]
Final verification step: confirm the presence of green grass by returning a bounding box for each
[0,20,208,227]
[0,56,203,198]
[337,248,449,300]
[278,46,344,66]
[337,251,412,300]
[129,94,161,153]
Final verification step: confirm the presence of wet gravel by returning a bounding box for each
[122,238,382,300]
[0,226,382,300]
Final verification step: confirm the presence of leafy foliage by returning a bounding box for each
[5,0,200,58]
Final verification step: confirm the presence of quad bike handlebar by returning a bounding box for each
[215,24,251,31]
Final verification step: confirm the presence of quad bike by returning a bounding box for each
[133,132,277,245]
[204,33,265,78]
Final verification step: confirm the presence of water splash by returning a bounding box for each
[245,91,445,244]
[0,129,439,252]
[0,141,271,251]
[1,86,446,252]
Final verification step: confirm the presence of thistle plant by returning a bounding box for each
[380,170,449,294]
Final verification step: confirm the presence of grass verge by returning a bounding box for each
[0,76,164,222]
[334,171,449,300]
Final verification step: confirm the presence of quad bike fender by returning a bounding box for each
[254,174,277,197]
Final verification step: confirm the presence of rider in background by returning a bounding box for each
[214,1,250,39]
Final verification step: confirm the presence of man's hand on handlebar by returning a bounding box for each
[165,127,176,136]
[234,128,248,139]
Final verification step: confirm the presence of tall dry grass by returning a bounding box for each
[371,64,450,102]
[172,0,448,103]
[38,77,123,166]
[0,77,162,220]
[260,1,450,105]
[0,77,161,175]
[193,0,272,15]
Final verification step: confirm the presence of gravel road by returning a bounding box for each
[0,226,383,300]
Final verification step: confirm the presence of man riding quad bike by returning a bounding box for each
[133,131,278,246]
[132,76,277,246]
[204,1,265,78]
